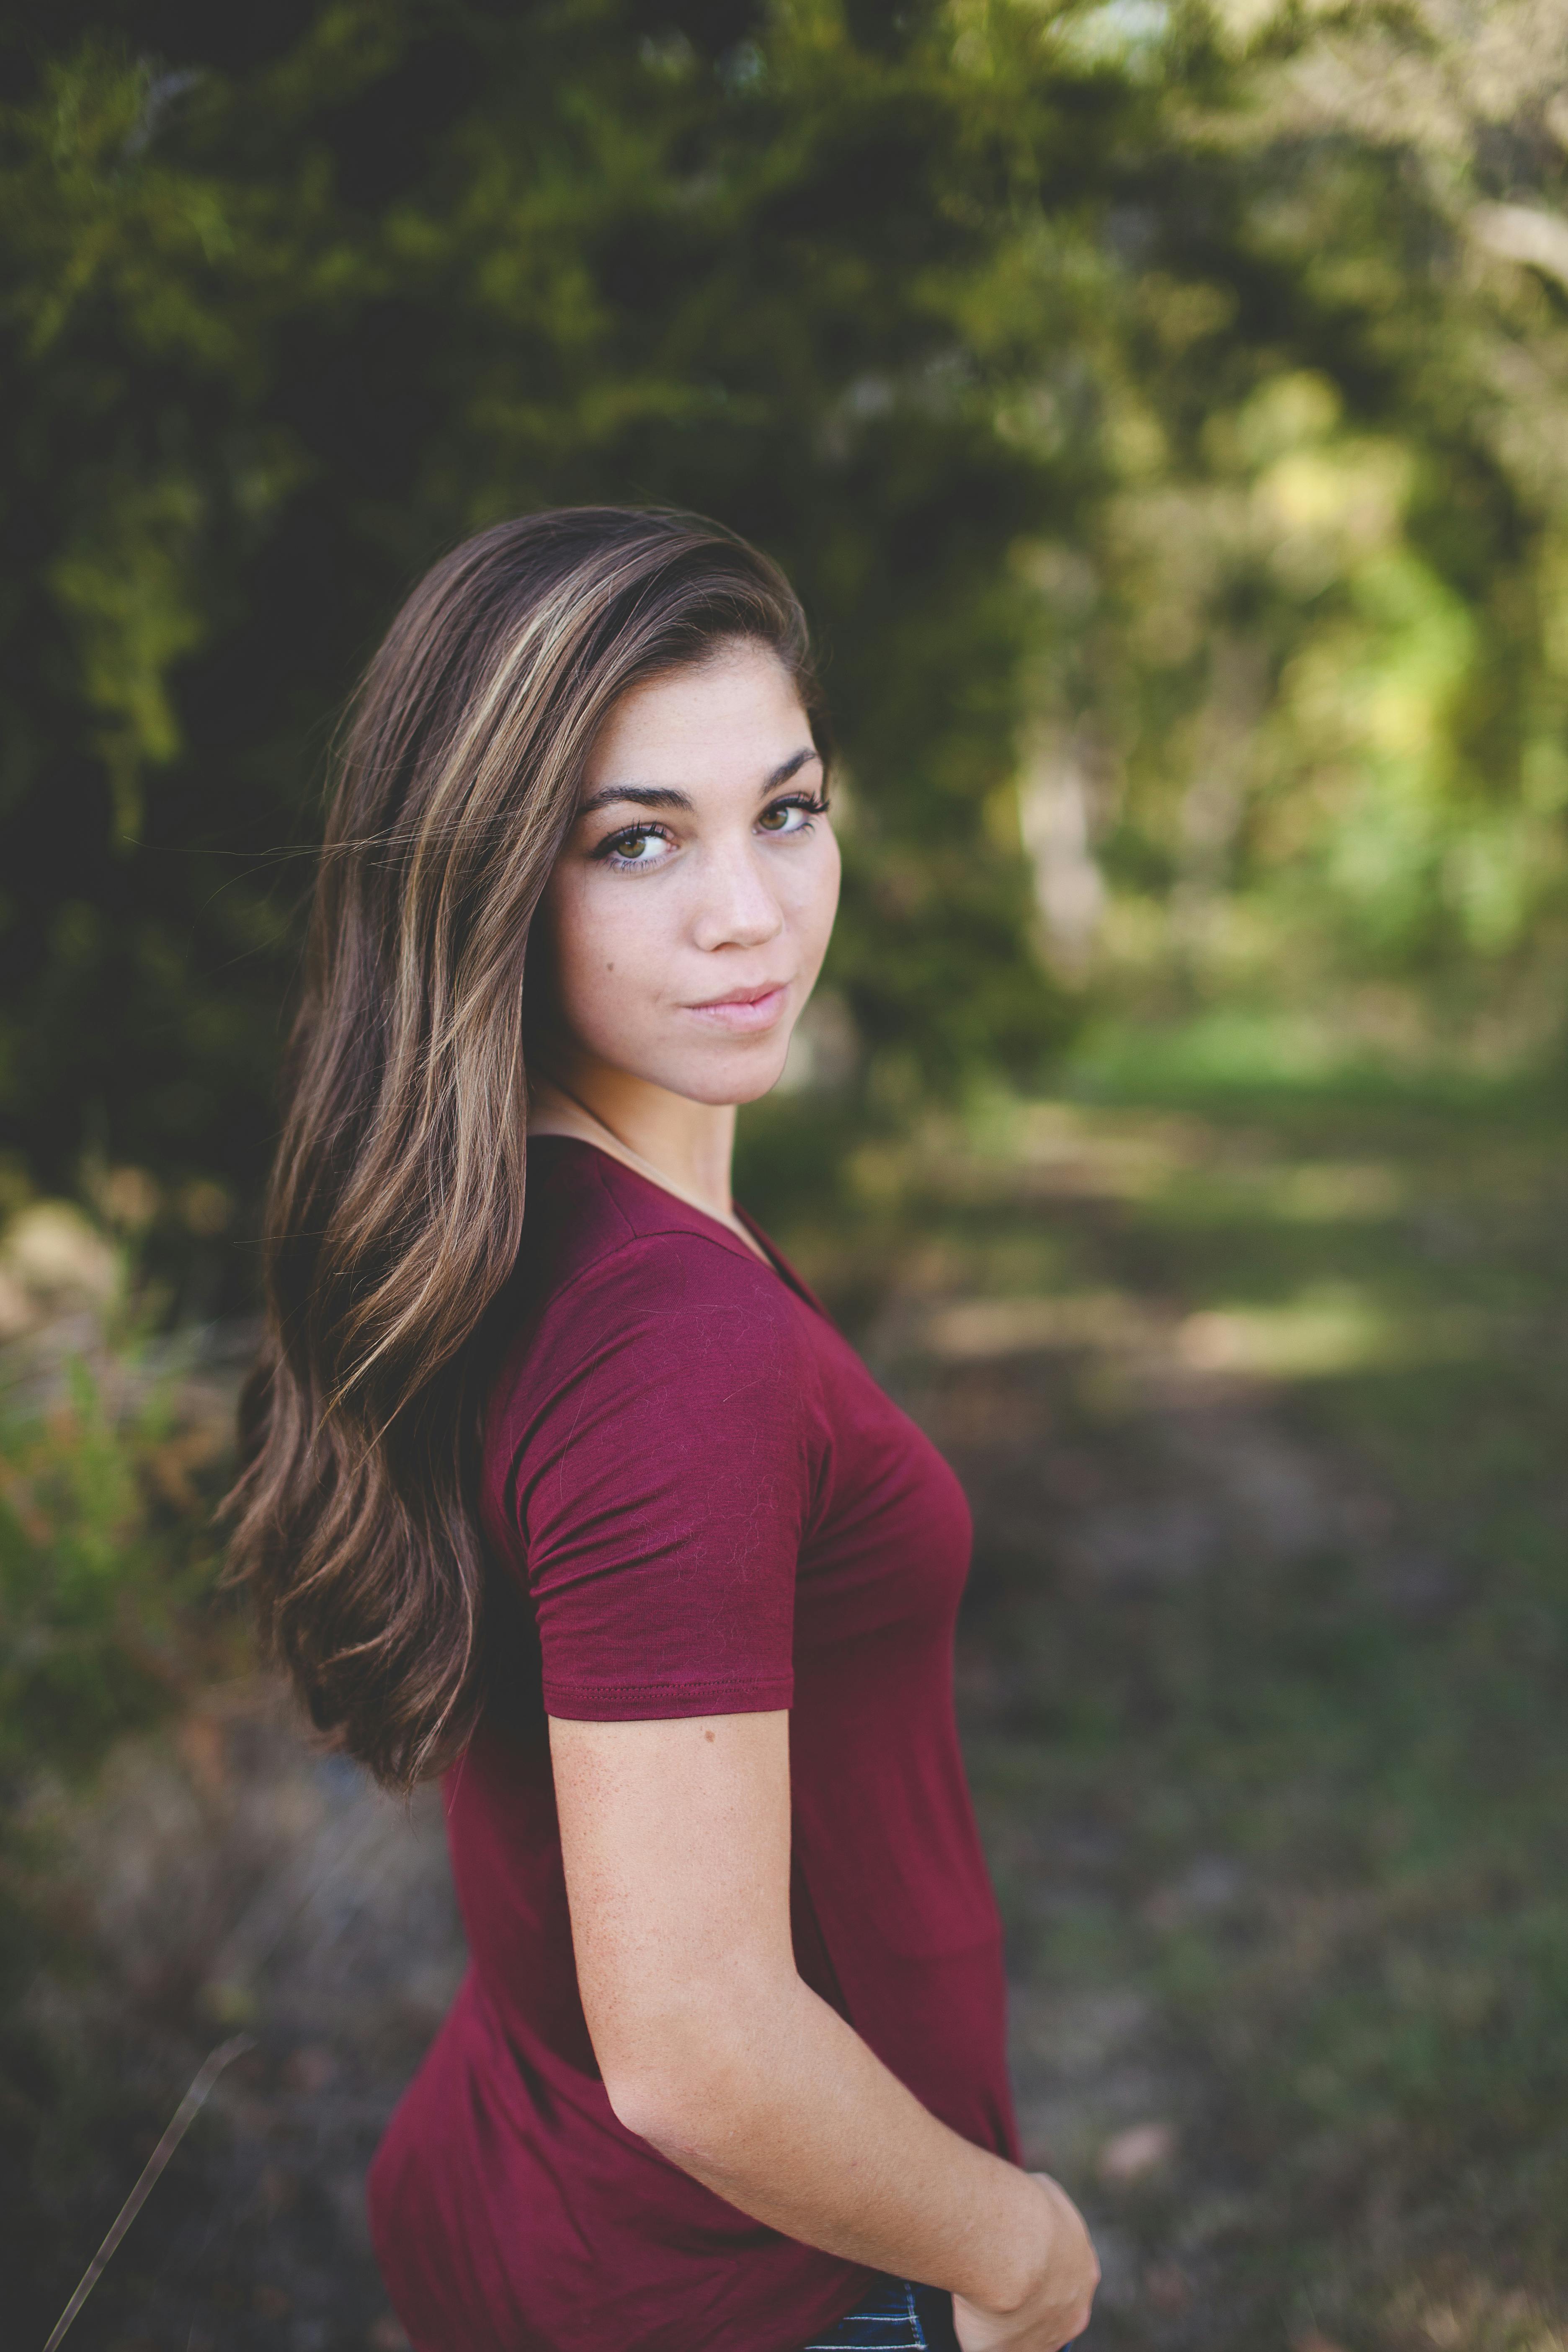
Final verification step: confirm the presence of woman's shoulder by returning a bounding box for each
[484,1142,821,1492]
[501,1137,808,1388]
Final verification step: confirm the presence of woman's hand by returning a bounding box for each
[952,2173,1100,2352]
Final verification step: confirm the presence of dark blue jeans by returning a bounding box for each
[802,2275,962,2352]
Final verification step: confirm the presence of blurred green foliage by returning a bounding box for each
[0,1274,231,2316]
[0,1344,215,1784]
[1056,3,1568,1041]
[3,3,1566,1235]
[0,0,1121,1215]
[5,10,1568,2332]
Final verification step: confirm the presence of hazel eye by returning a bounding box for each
[758,795,828,836]
[596,823,676,869]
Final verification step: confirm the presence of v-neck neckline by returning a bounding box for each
[529,1132,824,1318]
[729,1197,823,1315]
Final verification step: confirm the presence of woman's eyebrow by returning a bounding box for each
[577,783,695,817]
[762,747,820,792]
[577,747,819,820]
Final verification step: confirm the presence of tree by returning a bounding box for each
[8,0,1565,1258]
[1038,0,1568,1044]
[0,0,1148,1246]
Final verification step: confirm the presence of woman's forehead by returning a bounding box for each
[585,646,812,791]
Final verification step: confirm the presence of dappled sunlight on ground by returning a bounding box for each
[15,1073,1568,2349]
[774,1077,1568,2349]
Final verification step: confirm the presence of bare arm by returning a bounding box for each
[549,1709,1097,2350]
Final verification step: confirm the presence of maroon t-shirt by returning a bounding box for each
[367,1138,1019,2352]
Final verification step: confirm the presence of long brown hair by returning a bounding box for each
[227,508,822,1791]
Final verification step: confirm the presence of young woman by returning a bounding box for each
[230,508,1099,2352]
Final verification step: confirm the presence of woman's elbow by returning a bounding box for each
[602,2066,696,2153]
[590,1960,797,2156]
[598,2032,759,2163]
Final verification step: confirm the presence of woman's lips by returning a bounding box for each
[682,983,790,1034]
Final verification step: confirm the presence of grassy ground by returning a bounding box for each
[13,1052,1568,2349]
[748,1052,1568,2352]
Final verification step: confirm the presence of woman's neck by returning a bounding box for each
[529,1061,760,1253]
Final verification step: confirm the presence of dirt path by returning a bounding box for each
[35,1092,1537,2352]
[858,1110,1404,2347]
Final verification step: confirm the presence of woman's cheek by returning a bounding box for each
[547,879,613,1040]
[797,834,841,968]
[564,879,667,1044]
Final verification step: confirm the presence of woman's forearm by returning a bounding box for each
[604,1970,1053,2313]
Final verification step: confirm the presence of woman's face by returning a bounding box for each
[541,640,840,1107]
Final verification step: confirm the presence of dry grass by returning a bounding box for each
[751,1061,1568,2349]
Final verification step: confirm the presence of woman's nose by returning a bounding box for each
[689,840,785,952]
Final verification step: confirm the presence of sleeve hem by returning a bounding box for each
[542,1676,794,1723]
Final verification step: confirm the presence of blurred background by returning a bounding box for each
[3,3,1568,2347]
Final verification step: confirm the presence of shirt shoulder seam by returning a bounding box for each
[491,1224,812,1538]
[519,1215,788,1324]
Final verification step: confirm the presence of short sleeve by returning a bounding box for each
[502,1233,822,1721]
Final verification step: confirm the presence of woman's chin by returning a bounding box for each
[663,1038,794,1109]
